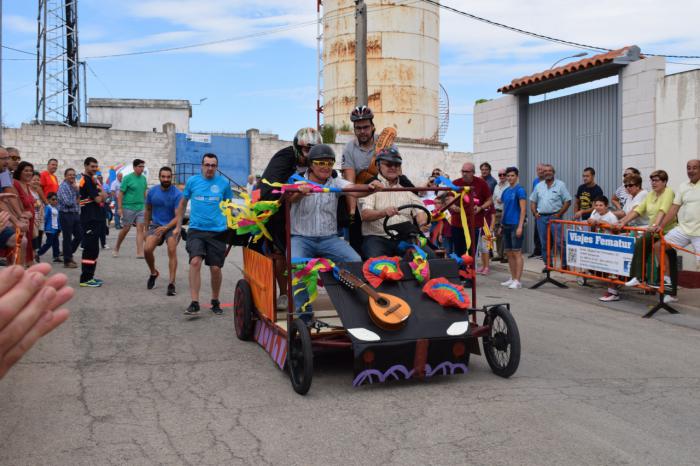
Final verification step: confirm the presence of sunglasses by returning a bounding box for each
[382,162,401,168]
[311,160,334,168]
[10,156,20,161]
[461,170,474,174]
[498,173,506,177]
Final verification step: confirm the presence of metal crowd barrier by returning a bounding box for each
[531,219,679,318]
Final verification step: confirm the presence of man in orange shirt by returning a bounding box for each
[40,158,59,198]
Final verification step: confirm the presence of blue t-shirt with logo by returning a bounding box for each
[501,184,527,226]
[146,185,183,227]
[183,175,233,232]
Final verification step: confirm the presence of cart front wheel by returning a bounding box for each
[288,319,313,395]
[482,305,520,378]
[234,280,255,341]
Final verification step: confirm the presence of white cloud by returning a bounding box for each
[5,15,35,34]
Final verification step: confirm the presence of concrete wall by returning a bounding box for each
[472,95,519,172]
[247,129,472,184]
[87,99,191,133]
[2,123,176,185]
[656,69,700,187]
[620,56,666,181]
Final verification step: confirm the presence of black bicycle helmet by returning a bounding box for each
[350,105,374,122]
[307,144,336,161]
[376,147,402,164]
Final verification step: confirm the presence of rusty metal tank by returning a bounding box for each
[322,0,440,141]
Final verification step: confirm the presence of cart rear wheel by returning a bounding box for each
[234,280,254,341]
[482,305,520,378]
[288,319,313,395]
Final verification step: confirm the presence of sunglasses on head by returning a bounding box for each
[311,160,334,168]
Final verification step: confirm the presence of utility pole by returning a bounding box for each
[354,0,367,106]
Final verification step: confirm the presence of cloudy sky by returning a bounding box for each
[3,0,700,152]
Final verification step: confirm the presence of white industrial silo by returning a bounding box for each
[322,0,440,141]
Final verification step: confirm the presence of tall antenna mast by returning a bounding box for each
[35,0,81,126]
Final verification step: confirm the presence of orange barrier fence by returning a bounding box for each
[532,219,680,318]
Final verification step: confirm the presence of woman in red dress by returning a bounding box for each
[12,161,36,266]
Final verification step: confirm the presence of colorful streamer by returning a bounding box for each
[482,218,494,251]
[450,252,475,280]
[220,192,280,243]
[291,258,337,312]
[422,277,471,309]
[263,173,343,194]
[362,256,403,288]
[398,241,430,283]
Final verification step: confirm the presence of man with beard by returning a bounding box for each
[341,105,411,255]
[259,127,323,310]
[144,167,183,296]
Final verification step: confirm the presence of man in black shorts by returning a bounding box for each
[177,154,234,317]
[144,167,183,295]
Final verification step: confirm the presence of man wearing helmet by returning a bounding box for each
[290,144,381,322]
[259,127,322,310]
[341,106,412,255]
[359,147,431,259]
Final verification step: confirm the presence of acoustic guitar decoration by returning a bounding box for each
[336,268,411,331]
[355,127,397,184]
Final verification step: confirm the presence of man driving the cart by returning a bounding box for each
[289,144,381,322]
[359,147,434,259]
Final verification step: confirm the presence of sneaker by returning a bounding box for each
[184,301,200,316]
[167,283,176,296]
[663,295,678,304]
[500,278,514,287]
[64,261,78,269]
[102,244,111,250]
[477,267,490,276]
[80,279,102,288]
[650,276,673,289]
[508,280,522,289]
[625,277,641,287]
[475,266,484,274]
[211,299,223,315]
[277,294,289,310]
[147,271,159,290]
[112,250,119,258]
[599,292,620,302]
[52,257,62,263]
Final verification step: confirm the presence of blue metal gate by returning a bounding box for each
[175,133,249,185]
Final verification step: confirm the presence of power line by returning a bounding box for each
[1,45,34,55]
[422,0,700,59]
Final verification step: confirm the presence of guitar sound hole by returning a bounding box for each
[377,297,389,306]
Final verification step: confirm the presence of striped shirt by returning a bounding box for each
[57,180,80,213]
[290,172,350,237]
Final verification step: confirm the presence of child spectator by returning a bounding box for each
[37,192,61,262]
[587,196,618,227]
[590,195,624,302]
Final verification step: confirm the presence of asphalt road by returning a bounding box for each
[2,235,699,465]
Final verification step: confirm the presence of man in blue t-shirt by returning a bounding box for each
[500,167,527,289]
[177,153,233,317]
[144,166,183,296]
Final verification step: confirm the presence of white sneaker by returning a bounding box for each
[508,280,522,289]
[500,278,514,287]
[625,277,640,287]
[663,295,678,304]
[276,294,289,310]
[599,292,620,302]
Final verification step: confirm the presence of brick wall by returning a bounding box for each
[2,123,176,184]
[473,95,519,171]
[620,56,665,181]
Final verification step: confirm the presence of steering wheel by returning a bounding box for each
[382,203,433,241]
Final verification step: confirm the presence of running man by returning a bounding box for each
[144,167,183,296]
[113,159,148,258]
[176,153,233,317]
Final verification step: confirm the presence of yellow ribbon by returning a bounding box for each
[458,188,472,251]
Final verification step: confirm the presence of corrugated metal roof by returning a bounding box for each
[497,46,642,94]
